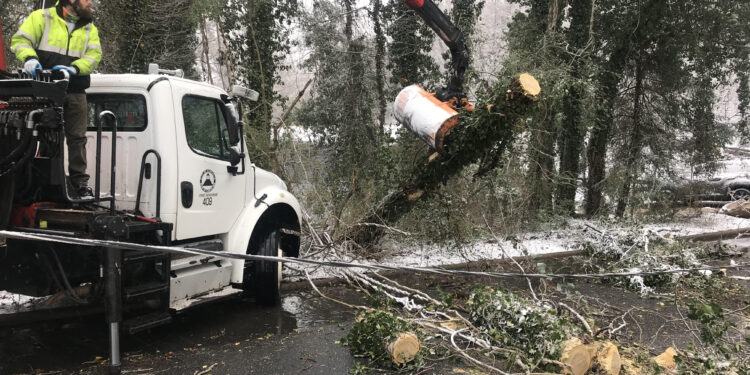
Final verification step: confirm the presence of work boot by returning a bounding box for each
[77,186,94,200]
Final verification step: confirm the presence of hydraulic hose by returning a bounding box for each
[0,109,43,168]
[0,133,40,177]
[0,123,33,168]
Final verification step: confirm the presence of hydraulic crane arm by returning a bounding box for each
[403,0,469,104]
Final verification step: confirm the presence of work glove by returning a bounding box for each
[24,59,42,77]
[52,65,78,76]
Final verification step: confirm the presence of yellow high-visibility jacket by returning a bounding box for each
[11,3,102,93]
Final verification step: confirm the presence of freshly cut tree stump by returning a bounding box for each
[560,338,595,375]
[386,332,421,365]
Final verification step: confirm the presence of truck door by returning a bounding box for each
[174,90,246,240]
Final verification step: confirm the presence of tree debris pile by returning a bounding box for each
[345,310,422,369]
[467,286,575,367]
[577,227,730,295]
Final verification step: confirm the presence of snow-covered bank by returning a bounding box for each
[291,211,750,280]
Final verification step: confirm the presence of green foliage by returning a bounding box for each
[686,301,733,346]
[1,0,35,71]
[345,311,422,370]
[445,0,484,86]
[467,286,573,366]
[97,0,198,75]
[221,0,297,170]
[502,0,750,217]
[294,0,396,227]
[382,0,438,91]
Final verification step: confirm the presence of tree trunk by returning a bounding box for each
[199,18,213,85]
[584,121,609,216]
[556,85,583,214]
[526,118,556,214]
[584,55,626,216]
[556,0,594,215]
[372,0,387,133]
[615,57,644,217]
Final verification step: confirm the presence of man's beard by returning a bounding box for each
[73,2,93,19]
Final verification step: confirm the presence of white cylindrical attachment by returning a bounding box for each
[393,84,459,154]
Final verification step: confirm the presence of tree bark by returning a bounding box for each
[199,18,213,84]
[372,0,387,133]
[556,0,593,215]
[615,56,644,217]
[584,50,627,216]
[526,117,556,213]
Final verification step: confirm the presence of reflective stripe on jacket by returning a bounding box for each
[11,4,102,93]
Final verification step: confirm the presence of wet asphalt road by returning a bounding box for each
[0,287,360,375]
[2,243,748,375]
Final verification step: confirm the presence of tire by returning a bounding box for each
[731,188,750,201]
[243,226,282,306]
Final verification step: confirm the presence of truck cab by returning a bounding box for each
[0,68,301,331]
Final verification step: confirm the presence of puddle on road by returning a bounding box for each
[281,289,356,328]
[0,287,358,374]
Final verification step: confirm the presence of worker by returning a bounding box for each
[11,0,102,199]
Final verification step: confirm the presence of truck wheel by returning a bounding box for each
[244,227,282,306]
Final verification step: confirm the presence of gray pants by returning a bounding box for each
[64,93,89,189]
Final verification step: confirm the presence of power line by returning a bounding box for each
[1,230,748,280]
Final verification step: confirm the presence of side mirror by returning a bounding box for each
[229,145,243,167]
[223,103,241,145]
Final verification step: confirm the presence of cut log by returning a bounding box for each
[652,347,678,370]
[594,342,622,375]
[509,72,542,99]
[386,332,420,365]
[719,200,750,218]
[560,337,595,375]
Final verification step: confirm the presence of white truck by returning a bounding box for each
[0,66,301,341]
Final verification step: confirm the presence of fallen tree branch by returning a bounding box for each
[560,302,594,336]
[677,227,750,242]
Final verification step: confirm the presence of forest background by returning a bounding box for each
[2,0,749,250]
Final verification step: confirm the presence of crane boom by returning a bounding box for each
[403,0,469,103]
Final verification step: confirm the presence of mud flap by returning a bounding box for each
[0,173,13,235]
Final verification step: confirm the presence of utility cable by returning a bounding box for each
[1,230,748,281]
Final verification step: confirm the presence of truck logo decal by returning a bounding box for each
[200,169,216,193]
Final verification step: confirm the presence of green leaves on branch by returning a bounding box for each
[468,286,574,366]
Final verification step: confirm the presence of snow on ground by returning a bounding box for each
[4,211,748,306]
[289,211,750,281]
[644,211,750,237]
[0,290,49,315]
